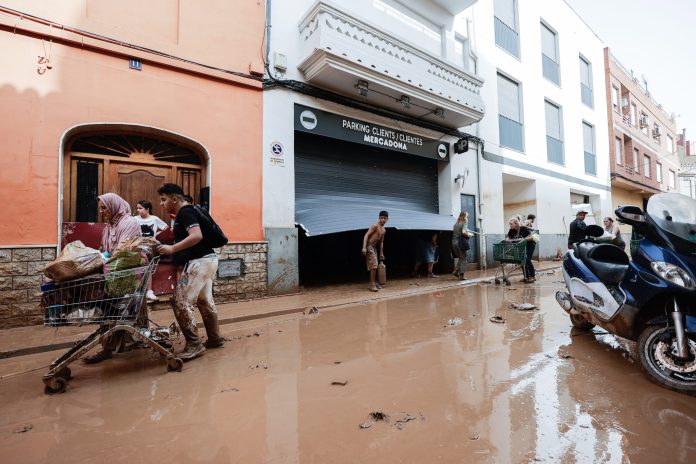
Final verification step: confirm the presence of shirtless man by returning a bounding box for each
[362,211,388,292]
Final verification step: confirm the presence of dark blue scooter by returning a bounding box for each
[556,193,696,394]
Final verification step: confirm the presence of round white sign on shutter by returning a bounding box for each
[437,143,448,159]
[300,110,318,130]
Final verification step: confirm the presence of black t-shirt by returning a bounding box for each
[173,205,214,264]
[568,219,587,247]
[507,226,531,240]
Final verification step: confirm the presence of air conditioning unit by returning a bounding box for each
[639,115,649,128]
[653,127,661,138]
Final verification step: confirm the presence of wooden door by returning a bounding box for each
[107,162,172,220]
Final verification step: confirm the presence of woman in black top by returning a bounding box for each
[506,217,536,283]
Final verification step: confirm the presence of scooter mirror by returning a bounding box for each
[615,205,645,225]
[585,224,604,238]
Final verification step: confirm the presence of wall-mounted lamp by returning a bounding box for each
[357,80,369,97]
[434,107,445,119]
[399,95,411,109]
[454,169,469,184]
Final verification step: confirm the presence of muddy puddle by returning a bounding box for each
[1,276,695,463]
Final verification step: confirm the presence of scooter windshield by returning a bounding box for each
[646,193,696,253]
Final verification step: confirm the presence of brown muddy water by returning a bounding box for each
[1,277,695,463]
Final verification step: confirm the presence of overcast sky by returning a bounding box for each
[564,0,695,140]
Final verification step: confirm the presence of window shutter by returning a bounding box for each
[545,102,561,139]
[494,0,516,30]
[541,24,557,60]
[498,74,521,122]
[583,123,595,153]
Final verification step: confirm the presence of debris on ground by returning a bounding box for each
[510,303,538,311]
[304,306,319,315]
[245,332,263,338]
[445,317,464,327]
[331,380,348,386]
[333,361,342,365]
[481,280,494,284]
[434,292,444,298]
[219,387,240,393]
[470,434,480,441]
[559,353,574,359]
[13,424,33,434]
[359,411,389,429]
[489,315,506,324]
[392,413,425,430]
[409,283,421,287]
[249,363,268,370]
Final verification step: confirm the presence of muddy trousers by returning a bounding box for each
[171,255,223,346]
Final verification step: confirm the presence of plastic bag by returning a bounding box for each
[104,251,145,297]
[113,236,159,259]
[44,241,105,282]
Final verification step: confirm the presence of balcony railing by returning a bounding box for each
[580,84,593,107]
[584,151,597,175]
[494,17,520,58]
[546,135,564,165]
[298,2,485,128]
[499,115,524,151]
[542,54,560,85]
[621,114,632,126]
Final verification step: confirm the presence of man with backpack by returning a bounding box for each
[157,183,226,361]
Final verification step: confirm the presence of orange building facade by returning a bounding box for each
[0,1,266,327]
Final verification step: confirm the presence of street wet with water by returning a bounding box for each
[1,273,695,463]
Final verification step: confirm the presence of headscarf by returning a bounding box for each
[98,193,141,253]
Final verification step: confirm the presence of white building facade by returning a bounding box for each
[466,0,612,259]
[263,0,485,292]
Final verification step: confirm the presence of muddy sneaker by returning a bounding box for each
[146,290,158,303]
[368,285,379,292]
[524,277,536,284]
[82,349,112,364]
[204,337,226,349]
[179,342,205,362]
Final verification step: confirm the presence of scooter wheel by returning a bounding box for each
[638,325,696,394]
[569,313,594,331]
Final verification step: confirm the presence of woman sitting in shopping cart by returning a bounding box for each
[505,217,536,284]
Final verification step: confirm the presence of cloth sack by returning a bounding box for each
[44,241,105,282]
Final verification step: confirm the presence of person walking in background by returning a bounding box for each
[602,217,626,250]
[451,212,472,281]
[411,231,440,278]
[523,214,536,229]
[83,193,142,364]
[156,183,225,362]
[568,210,589,249]
[506,217,536,283]
[135,200,169,237]
[362,211,388,292]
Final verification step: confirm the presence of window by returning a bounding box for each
[667,135,674,153]
[653,124,661,144]
[614,137,622,165]
[633,148,640,174]
[583,122,596,175]
[643,154,651,178]
[631,103,637,127]
[640,112,649,135]
[454,37,467,70]
[497,73,524,151]
[656,162,662,183]
[669,170,676,190]
[612,86,620,113]
[545,101,563,164]
[541,23,560,85]
[579,56,593,107]
[494,0,519,58]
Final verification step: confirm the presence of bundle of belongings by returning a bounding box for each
[42,238,159,325]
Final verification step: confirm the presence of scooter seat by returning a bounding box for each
[576,243,629,284]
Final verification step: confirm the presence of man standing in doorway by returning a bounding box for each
[568,210,588,249]
[362,211,388,292]
[156,183,225,362]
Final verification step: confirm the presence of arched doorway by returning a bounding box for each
[62,129,207,225]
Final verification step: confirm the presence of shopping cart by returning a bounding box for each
[492,240,528,285]
[40,257,182,394]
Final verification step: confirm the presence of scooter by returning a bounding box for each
[556,193,696,394]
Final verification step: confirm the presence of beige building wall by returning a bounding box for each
[611,187,643,236]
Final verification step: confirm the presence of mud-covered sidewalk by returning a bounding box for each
[0,262,561,358]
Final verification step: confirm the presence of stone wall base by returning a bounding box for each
[0,242,269,329]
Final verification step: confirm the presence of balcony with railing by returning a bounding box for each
[297,1,485,128]
[494,17,520,58]
[546,136,564,165]
[542,54,560,85]
[499,115,524,151]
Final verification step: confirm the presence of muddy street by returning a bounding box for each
[1,274,695,463]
